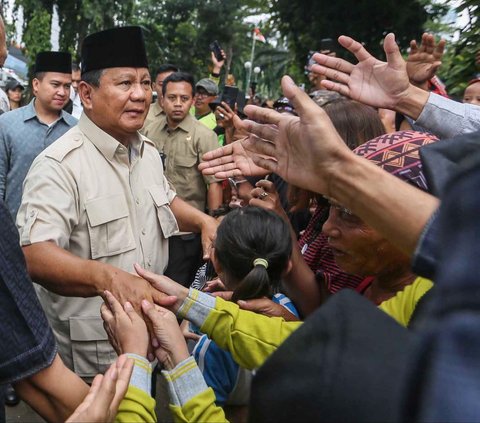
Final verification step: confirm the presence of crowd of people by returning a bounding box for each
[1,9,480,423]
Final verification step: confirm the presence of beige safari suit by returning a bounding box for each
[143,113,218,212]
[17,114,178,377]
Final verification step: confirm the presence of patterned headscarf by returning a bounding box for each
[353,130,439,193]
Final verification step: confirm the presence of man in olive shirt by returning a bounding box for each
[143,63,179,129]
[143,71,222,285]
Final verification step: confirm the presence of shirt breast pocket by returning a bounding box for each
[148,185,179,239]
[85,194,136,259]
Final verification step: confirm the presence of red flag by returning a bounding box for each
[253,28,266,43]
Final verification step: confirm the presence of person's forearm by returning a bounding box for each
[178,290,302,370]
[14,354,89,423]
[207,182,223,211]
[327,154,439,256]
[23,241,119,296]
[284,240,326,317]
[169,196,215,233]
[395,84,430,120]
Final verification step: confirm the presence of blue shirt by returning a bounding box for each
[193,293,299,406]
[0,99,77,218]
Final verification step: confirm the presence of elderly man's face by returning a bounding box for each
[81,67,152,144]
[0,18,7,67]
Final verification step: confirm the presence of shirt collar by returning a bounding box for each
[23,98,77,126]
[163,113,196,133]
[78,113,146,161]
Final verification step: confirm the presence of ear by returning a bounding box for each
[283,258,293,276]
[211,248,223,275]
[31,78,40,97]
[78,81,94,111]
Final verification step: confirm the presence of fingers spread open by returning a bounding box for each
[242,120,279,143]
[320,79,351,97]
[201,144,234,161]
[312,53,354,74]
[252,156,278,174]
[198,154,235,174]
[310,64,351,85]
[383,33,404,70]
[338,35,371,62]
[243,104,282,126]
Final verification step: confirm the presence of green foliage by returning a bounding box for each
[270,0,435,86]
[436,0,480,97]
[22,8,52,71]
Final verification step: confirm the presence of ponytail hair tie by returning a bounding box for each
[253,258,269,269]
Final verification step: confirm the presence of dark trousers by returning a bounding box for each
[164,233,203,287]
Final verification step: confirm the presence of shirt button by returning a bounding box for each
[30,211,35,217]
[136,198,140,205]
[142,229,146,235]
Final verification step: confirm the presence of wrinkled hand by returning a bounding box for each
[66,355,133,423]
[235,76,350,196]
[200,216,218,260]
[142,301,190,370]
[312,33,410,110]
[134,264,188,312]
[237,297,300,321]
[406,33,445,84]
[107,269,177,316]
[100,290,149,357]
[198,136,271,179]
[249,179,288,218]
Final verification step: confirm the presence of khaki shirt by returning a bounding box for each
[143,113,219,212]
[142,101,163,132]
[17,114,178,377]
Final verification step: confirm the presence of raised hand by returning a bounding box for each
[249,179,288,219]
[312,33,411,110]
[198,137,271,179]
[233,75,350,196]
[407,33,446,85]
[66,355,134,423]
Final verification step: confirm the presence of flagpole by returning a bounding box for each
[246,31,256,96]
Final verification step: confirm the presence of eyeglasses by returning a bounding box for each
[196,91,214,98]
[228,177,248,191]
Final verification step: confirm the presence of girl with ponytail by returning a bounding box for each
[193,206,299,415]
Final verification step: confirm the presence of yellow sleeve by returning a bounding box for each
[163,357,228,423]
[115,385,157,423]
[179,289,302,370]
[378,277,433,327]
[168,387,228,423]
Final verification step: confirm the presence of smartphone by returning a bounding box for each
[320,38,335,53]
[221,85,239,109]
[236,90,246,115]
[209,40,224,62]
